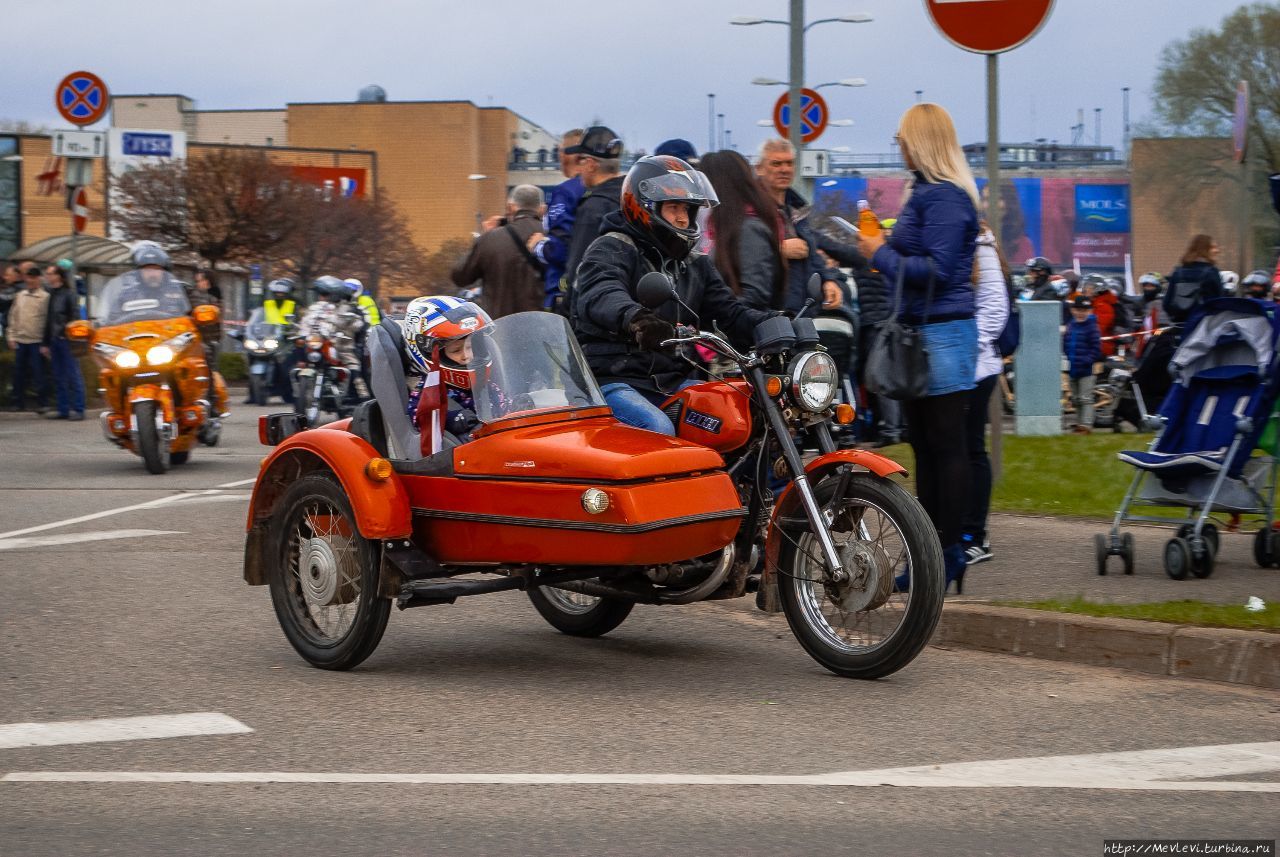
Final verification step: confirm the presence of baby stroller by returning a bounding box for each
[1095,298,1280,579]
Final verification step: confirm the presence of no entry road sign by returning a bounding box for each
[925,0,1054,54]
[55,71,109,127]
[773,89,829,145]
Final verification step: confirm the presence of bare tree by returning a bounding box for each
[113,148,295,269]
[262,188,429,296]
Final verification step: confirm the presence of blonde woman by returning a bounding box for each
[858,103,980,594]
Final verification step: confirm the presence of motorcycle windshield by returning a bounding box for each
[97,271,192,326]
[245,309,283,341]
[468,311,606,425]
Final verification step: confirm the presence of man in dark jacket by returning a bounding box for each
[755,139,843,315]
[451,184,547,318]
[562,126,625,299]
[573,156,770,434]
[0,263,21,343]
[41,266,85,420]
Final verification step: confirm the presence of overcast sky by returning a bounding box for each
[3,0,1246,156]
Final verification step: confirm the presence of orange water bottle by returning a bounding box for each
[857,199,881,237]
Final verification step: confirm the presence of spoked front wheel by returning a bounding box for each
[777,472,944,679]
[267,473,391,669]
[527,585,634,637]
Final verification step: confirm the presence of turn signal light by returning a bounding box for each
[192,305,221,325]
[835,403,856,424]
[365,458,394,482]
[764,375,784,398]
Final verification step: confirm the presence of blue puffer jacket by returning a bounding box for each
[870,176,978,323]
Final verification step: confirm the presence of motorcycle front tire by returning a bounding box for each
[777,472,943,680]
[135,400,170,475]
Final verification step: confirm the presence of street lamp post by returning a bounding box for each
[732,5,871,179]
[707,93,716,154]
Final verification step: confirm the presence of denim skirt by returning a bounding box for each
[921,317,978,397]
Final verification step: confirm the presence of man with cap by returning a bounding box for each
[1026,257,1057,301]
[562,125,625,305]
[654,139,698,165]
[527,129,586,310]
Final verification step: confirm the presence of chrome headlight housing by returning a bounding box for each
[789,351,838,412]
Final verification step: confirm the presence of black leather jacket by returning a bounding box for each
[573,211,771,395]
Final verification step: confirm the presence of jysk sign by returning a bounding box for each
[1075,184,1129,234]
[121,133,174,157]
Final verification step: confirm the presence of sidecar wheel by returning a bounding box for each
[135,400,169,474]
[267,472,391,670]
[777,472,944,680]
[527,586,633,638]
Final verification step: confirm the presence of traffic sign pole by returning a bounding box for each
[788,0,804,187]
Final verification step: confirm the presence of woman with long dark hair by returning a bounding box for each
[699,150,786,311]
[857,103,980,594]
[1163,233,1223,322]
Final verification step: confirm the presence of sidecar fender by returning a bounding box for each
[759,450,907,612]
[244,426,412,586]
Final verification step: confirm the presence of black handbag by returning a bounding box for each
[864,257,935,401]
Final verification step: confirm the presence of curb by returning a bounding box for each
[934,603,1280,689]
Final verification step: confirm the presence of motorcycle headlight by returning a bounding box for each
[114,350,141,369]
[264,338,279,349]
[146,345,176,366]
[789,351,838,412]
[245,339,259,350]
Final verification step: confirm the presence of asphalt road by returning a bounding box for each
[1,406,1277,857]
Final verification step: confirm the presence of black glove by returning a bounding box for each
[629,310,676,352]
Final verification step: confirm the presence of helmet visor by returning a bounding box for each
[637,170,719,208]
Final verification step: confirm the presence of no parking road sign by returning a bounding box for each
[773,89,828,145]
[55,71,109,127]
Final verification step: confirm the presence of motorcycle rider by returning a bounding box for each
[106,245,191,321]
[402,296,494,446]
[572,155,773,435]
[343,277,381,327]
[297,275,369,399]
[262,278,298,325]
[1026,257,1057,301]
[1242,269,1273,300]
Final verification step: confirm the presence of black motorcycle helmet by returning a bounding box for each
[1243,269,1272,298]
[312,275,346,300]
[620,155,718,261]
[1026,256,1052,277]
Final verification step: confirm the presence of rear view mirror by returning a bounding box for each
[806,273,823,303]
[636,272,677,309]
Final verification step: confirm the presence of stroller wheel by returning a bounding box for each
[1190,541,1216,578]
[1120,532,1135,575]
[1178,523,1219,557]
[1093,533,1109,575]
[1164,537,1192,580]
[1252,527,1277,569]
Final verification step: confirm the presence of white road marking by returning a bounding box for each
[0,529,183,551]
[0,490,247,541]
[216,478,257,488]
[5,743,1279,791]
[0,713,252,750]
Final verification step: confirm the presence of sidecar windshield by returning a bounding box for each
[97,270,192,326]
[467,311,606,424]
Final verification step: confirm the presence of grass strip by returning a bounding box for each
[996,595,1279,632]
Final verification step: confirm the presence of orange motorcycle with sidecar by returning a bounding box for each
[242,285,943,678]
[67,270,228,474]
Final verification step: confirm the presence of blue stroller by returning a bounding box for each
[1096,298,1280,579]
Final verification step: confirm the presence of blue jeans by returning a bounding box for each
[48,338,86,415]
[600,382,676,435]
[10,342,46,408]
[922,317,978,397]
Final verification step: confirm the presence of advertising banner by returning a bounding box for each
[290,166,367,199]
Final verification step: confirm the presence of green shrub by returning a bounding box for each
[218,351,248,382]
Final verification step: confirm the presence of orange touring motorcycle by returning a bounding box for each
[243,281,945,679]
[67,271,228,474]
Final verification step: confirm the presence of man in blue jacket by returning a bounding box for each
[528,129,585,310]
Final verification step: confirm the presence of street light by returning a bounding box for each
[752,77,866,89]
[731,4,872,177]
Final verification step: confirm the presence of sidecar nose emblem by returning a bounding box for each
[581,488,611,515]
